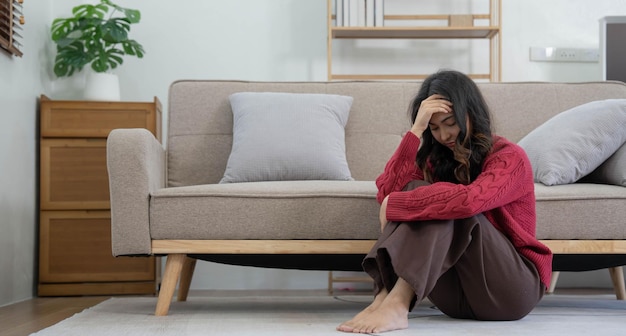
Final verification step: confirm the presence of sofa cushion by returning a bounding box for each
[582,143,626,187]
[150,181,380,240]
[220,92,354,183]
[149,180,626,242]
[534,183,626,239]
[518,99,626,186]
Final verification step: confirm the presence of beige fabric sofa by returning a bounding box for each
[107,80,626,316]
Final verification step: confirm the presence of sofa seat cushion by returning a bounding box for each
[150,181,626,242]
[535,183,626,240]
[150,181,380,240]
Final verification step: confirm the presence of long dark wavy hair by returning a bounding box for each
[410,70,494,185]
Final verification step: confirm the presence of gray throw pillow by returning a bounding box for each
[582,143,626,186]
[518,99,626,186]
[220,92,354,183]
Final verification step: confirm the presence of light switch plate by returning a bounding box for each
[530,47,599,62]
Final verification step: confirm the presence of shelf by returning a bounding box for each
[331,26,500,39]
[327,0,502,81]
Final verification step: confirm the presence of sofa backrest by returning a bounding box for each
[167,80,626,187]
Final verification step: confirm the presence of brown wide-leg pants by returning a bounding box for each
[363,181,545,321]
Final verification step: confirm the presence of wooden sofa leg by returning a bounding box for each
[547,271,560,294]
[155,254,187,316]
[177,257,197,302]
[608,266,626,300]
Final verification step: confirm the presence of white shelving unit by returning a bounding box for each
[327,0,501,81]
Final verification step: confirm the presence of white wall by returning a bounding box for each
[2,0,625,307]
[502,0,626,82]
[51,0,330,141]
[0,3,52,306]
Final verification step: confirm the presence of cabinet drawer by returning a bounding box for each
[39,211,155,283]
[40,139,110,210]
[40,97,160,138]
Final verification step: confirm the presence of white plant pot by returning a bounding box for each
[84,72,121,101]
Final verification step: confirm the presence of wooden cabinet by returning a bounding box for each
[327,0,501,81]
[38,95,162,296]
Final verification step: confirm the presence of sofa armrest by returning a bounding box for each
[107,128,165,256]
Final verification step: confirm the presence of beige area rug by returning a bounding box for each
[31,293,626,336]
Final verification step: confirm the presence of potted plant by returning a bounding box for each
[50,0,145,100]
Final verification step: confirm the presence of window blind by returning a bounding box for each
[0,0,24,57]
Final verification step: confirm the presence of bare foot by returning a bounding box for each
[336,302,379,333]
[336,291,387,332]
[337,278,413,333]
[345,298,409,334]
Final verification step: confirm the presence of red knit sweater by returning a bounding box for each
[376,132,553,288]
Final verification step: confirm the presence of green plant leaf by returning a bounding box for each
[107,49,124,67]
[91,56,109,73]
[53,41,90,77]
[54,36,78,48]
[91,48,124,73]
[51,18,78,41]
[54,29,88,48]
[121,9,141,24]
[101,18,130,43]
[84,37,104,58]
[103,0,141,24]
[53,62,73,77]
[72,4,108,19]
[76,17,104,30]
[121,40,145,58]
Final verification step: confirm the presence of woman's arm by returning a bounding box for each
[384,142,533,222]
[375,132,424,204]
[376,94,452,204]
